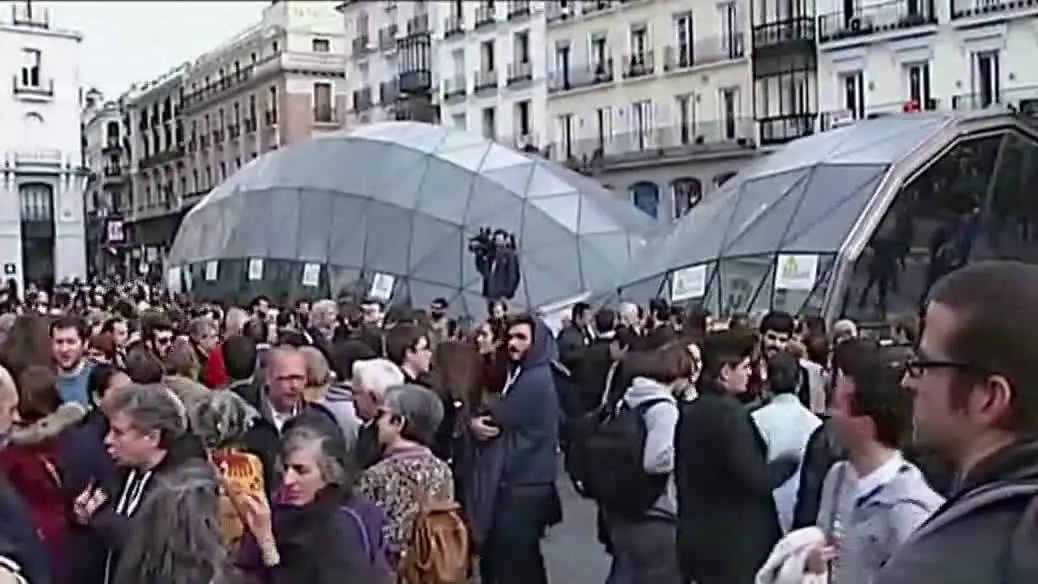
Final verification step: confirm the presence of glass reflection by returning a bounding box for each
[844,134,1002,321]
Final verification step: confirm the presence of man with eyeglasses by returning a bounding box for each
[875,261,1038,584]
[141,317,175,361]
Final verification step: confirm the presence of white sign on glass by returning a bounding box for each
[671,264,708,302]
[166,267,182,293]
[204,260,219,281]
[774,254,819,291]
[247,258,264,281]
[301,263,321,287]
[368,273,395,301]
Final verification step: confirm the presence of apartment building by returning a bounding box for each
[436,0,548,150]
[341,0,435,124]
[81,89,129,276]
[122,64,188,275]
[815,0,1038,122]
[0,2,86,288]
[122,1,346,269]
[545,0,761,222]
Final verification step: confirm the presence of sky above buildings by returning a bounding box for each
[35,0,270,99]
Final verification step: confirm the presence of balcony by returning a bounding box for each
[621,51,655,79]
[102,137,122,154]
[180,65,257,111]
[442,75,467,102]
[548,60,615,94]
[11,4,49,28]
[819,0,937,46]
[199,135,209,149]
[265,109,279,125]
[212,129,224,143]
[378,25,399,51]
[12,75,53,101]
[474,69,499,93]
[406,14,430,36]
[398,69,433,94]
[752,17,816,54]
[379,80,400,104]
[507,61,534,85]
[351,35,373,58]
[552,118,756,168]
[475,5,497,27]
[13,149,62,166]
[758,113,819,145]
[663,35,746,72]
[352,87,374,113]
[508,1,532,20]
[951,0,1038,22]
[313,107,339,125]
[228,123,240,139]
[444,14,464,37]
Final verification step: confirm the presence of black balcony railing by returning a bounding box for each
[951,0,1030,19]
[752,17,817,50]
[379,80,400,104]
[552,118,757,166]
[621,51,655,79]
[475,5,497,27]
[474,69,499,92]
[180,66,256,110]
[819,0,936,43]
[758,113,818,145]
[244,118,257,132]
[12,75,53,98]
[507,1,532,20]
[663,35,746,71]
[507,61,534,84]
[442,75,467,100]
[228,124,240,139]
[444,14,464,37]
[548,60,615,93]
[351,35,372,57]
[265,109,279,125]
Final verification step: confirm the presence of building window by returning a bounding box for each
[482,107,496,139]
[906,63,931,107]
[972,51,1000,108]
[676,93,695,144]
[630,181,660,219]
[671,178,703,220]
[481,40,495,71]
[557,113,574,158]
[514,30,530,63]
[268,86,279,123]
[594,106,612,151]
[629,23,648,59]
[590,34,607,70]
[717,1,739,56]
[673,12,692,67]
[313,82,333,122]
[20,48,41,87]
[840,70,865,119]
[357,13,369,36]
[515,100,531,136]
[452,112,466,130]
[312,38,331,52]
[720,87,739,139]
[631,100,653,150]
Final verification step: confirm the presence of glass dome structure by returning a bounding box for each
[608,109,1038,321]
[167,122,656,315]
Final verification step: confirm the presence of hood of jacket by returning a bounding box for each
[9,402,87,446]
[164,374,211,408]
[515,317,556,369]
[623,376,677,408]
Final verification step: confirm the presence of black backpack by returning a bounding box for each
[582,397,671,518]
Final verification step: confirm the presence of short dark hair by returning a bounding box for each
[625,343,694,384]
[570,302,591,323]
[759,311,796,335]
[49,315,88,341]
[700,330,756,379]
[928,260,1038,432]
[804,332,830,366]
[222,335,258,381]
[594,308,617,334]
[329,340,377,381]
[124,346,165,384]
[767,350,801,395]
[836,339,912,448]
[613,327,638,351]
[101,316,127,334]
[384,323,427,366]
[87,362,124,403]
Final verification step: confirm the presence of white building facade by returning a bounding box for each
[434,0,549,148]
[0,3,86,289]
[543,0,760,222]
[80,89,129,276]
[816,0,1038,121]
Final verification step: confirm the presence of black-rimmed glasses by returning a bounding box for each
[904,358,974,379]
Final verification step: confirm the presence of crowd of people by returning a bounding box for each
[0,260,1035,584]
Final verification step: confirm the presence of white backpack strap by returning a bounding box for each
[0,555,26,584]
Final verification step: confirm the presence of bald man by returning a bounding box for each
[0,364,18,446]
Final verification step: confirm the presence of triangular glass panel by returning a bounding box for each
[479,143,531,171]
[266,189,304,261]
[407,217,465,287]
[434,129,491,154]
[362,202,415,274]
[407,279,464,312]
[528,194,580,233]
[781,175,879,252]
[482,163,535,195]
[722,169,809,248]
[526,163,579,198]
[464,182,523,226]
[723,178,809,256]
[327,196,369,268]
[413,159,473,225]
[577,196,627,235]
[376,157,429,210]
[436,144,490,173]
[781,165,884,251]
[373,142,429,191]
[362,123,449,153]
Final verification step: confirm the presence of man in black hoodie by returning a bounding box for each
[877,261,1038,584]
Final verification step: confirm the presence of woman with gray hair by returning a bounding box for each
[235,423,392,583]
[357,383,456,565]
[113,463,231,584]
